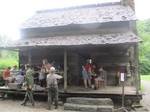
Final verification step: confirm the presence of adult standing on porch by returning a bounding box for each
[82,66,89,88]
[84,59,92,88]
[42,59,52,73]
[21,64,35,106]
[42,59,52,87]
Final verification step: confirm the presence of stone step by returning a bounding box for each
[66,97,113,106]
[64,103,113,112]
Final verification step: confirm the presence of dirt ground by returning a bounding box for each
[0,99,149,112]
[0,81,149,112]
[0,100,64,112]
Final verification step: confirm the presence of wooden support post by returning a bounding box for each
[134,44,140,94]
[18,50,21,68]
[28,50,31,65]
[64,49,67,91]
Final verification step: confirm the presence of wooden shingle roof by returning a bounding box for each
[22,3,136,29]
[1,32,139,49]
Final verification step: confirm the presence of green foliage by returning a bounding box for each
[0,58,18,69]
[0,50,18,69]
[0,35,19,70]
[144,19,150,32]
[138,19,150,75]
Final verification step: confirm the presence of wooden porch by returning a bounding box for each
[0,85,142,103]
[59,86,142,103]
[60,86,139,95]
[0,85,140,95]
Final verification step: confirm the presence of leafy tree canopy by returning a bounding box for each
[138,19,150,75]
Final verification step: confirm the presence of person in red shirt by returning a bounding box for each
[84,59,92,88]
[2,67,11,86]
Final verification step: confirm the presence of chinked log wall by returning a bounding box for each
[19,45,135,86]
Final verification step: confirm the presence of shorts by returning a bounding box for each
[82,71,91,80]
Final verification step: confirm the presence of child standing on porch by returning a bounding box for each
[82,66,90,88]
[83,59,93,88]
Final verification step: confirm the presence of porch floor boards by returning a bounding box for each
[59,86,138,95]
[0,86,140,96]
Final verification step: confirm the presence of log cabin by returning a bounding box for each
[0,0,142,103]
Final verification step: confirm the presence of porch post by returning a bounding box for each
[134,44,140,94]
[18,50,21,68]
[64,49,67,91]
[28,50,31,65]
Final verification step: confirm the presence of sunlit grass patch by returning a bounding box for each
[0,58,18,69]
[141,75,150,81]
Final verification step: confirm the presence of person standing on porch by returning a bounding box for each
[42,59,52,73]
[84,59,92,88]
[39,66,46,87]
[21,64,35,106]
[82,66,89,88]
[46,67,62,110]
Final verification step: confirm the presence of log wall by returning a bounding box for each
[19,45,136,87]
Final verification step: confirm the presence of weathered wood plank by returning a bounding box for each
[64,49,68,91]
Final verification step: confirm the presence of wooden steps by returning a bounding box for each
[64,97,114,112]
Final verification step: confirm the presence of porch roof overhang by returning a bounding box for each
[0,32,140,49]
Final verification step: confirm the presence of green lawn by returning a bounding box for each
[0,58,18,70]
[141,84,144,92]
[141,75,150,81]
[140,75,150,92]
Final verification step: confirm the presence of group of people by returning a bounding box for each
[2,59,62,110]
[82,59,107,89]
[2,65,24,87]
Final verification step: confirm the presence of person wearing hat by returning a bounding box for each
[21,64,35,106]
[46,67,62,110]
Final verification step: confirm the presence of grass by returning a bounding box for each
[141,75,150,81]
[141,84,144,92]
[0,58,18,69]
[140,75,150,92]
[0,58,18,77]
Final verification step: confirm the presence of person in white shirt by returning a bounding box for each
[46,67,62,110]
[39,66,46,87]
